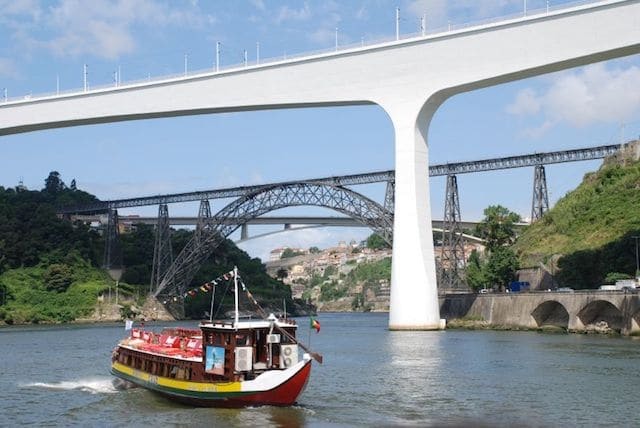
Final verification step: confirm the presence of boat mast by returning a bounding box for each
[233,266,239,328]
[209,281,215,323]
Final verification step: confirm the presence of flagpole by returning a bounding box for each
[209,282,216,323]
[233,266,239,328]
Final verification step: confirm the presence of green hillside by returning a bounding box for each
[514,143,640,288]
[0,172,306,324]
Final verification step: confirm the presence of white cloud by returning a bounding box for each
[3,0,212,60]
[276,3,312,24]
[405,0,524,30]
[0,58,18,78]
[250,0,266,11]
[309,27,337,45]
[507,63,640,137]
[519,119,555,140]
[0,0,42,19]
[354,4,368,21]
[83,179,188,200]
[506,87,540,116]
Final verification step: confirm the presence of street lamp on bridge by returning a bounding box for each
[633,236,640,278]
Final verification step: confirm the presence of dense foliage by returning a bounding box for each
[474,205,521,252]
[515,156,640,288]
[366,233,390,250]
[465,205,520,291]
[0,172,300,324]
[280,248,305,259]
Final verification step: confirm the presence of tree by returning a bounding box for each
[281,248,304,258]
[603,272,632,284]
[308,246,321,254]
[484,247,519,290]
[44,171,66,194]
[70,179,77,191]
[465,249,487,291]
[366,233,390,250]
[43,263,74,293]
[276,268,289,280]
[475,205,521,252]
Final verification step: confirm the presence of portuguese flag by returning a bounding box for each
[310,317,320,333]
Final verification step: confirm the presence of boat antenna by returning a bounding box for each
[233,266,239,329]
[208,281,216,323]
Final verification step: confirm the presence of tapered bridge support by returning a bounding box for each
[386,100,444,331]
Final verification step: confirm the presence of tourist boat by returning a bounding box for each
[110,268,321,407]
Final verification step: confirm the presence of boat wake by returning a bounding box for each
[20,377,119,394]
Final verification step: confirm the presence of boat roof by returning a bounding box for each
[200,318,297,331]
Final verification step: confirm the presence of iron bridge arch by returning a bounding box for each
[156,182,393,298]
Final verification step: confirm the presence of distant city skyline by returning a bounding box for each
[2,0,640,261]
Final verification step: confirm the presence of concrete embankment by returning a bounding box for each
[439,292,640,335]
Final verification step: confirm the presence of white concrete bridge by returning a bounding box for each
[2,0,640,330]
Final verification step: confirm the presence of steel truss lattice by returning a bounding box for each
[384,179,395,213]
[150,204,173,294]
[156,182,393,298]
[61,143,622,215]
[195,199,212,244]
[438,175,467,290]
[103,208,122,269]
[531,165,549,222]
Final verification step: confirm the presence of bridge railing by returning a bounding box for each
[1,0,605,105]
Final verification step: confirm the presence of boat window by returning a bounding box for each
[235,334,250,346]
[281,329,295,344]
[213,333,222,346]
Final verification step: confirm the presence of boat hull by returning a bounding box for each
[111,358,312,407]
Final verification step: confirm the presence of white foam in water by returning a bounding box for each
[20,377,119,394]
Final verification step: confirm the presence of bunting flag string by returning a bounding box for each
[183,269,237,299]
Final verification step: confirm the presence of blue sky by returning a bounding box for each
[1,0,640,261]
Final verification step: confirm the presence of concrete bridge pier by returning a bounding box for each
[386,99,443,331]
[568,314,585,332]
[627,317,640,335]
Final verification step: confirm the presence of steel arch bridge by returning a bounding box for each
[156,182,393,299]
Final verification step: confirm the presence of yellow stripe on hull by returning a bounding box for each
[112,361,241,393]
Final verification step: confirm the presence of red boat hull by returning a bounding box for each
[112,359,312,408]
[160,360,311,407]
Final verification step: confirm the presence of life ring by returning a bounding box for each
[283,347,292,356]
[284,357,292,367]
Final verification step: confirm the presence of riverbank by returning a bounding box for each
[444,316,640,336]
[440,292,640,336]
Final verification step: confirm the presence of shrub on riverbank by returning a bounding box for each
[515,147,640,288]
[0,265,110,324]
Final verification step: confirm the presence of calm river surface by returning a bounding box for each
[2,312,639,427]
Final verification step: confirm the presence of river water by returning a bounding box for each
[2,312,639,427]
